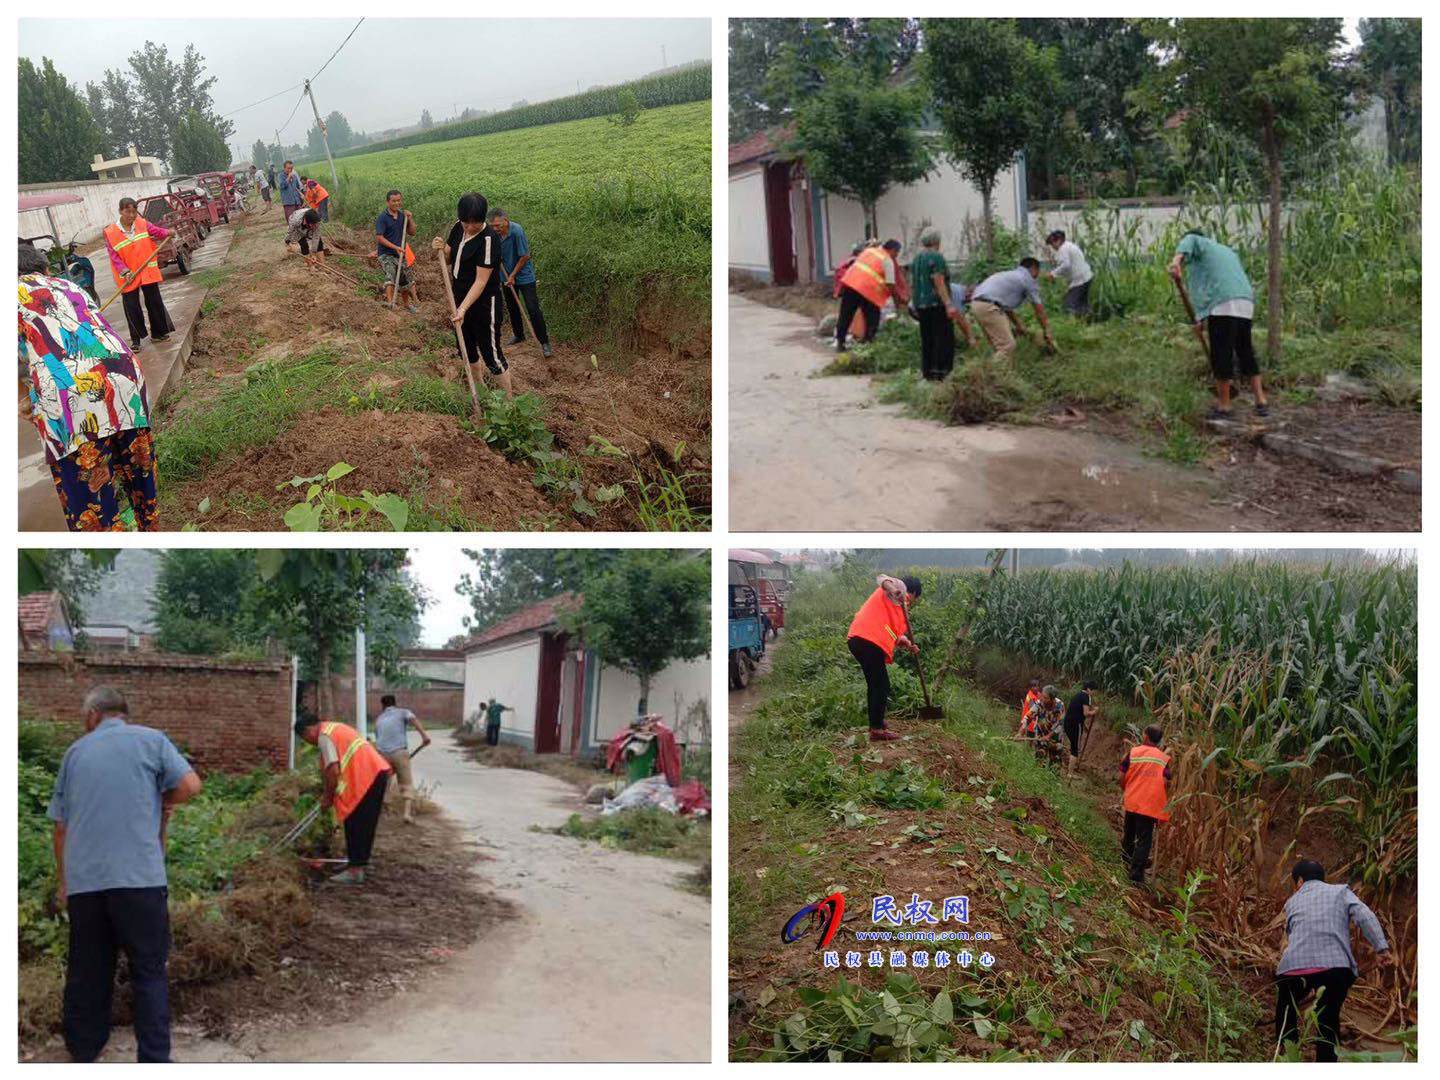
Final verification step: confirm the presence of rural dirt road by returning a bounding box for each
[729,293,1262,533]
[92,739,710,1063]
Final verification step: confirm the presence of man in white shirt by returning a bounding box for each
[1043,230,1093,316]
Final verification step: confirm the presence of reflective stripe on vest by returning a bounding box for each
[105,223,161,291]
[847,587,908,663]
[320,721,391,820]
[841,247,894,308]
[1123,743,1171,821]
[323,721,366,797]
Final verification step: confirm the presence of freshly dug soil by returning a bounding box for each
[19,779,513,1058]
[167,217,710,530]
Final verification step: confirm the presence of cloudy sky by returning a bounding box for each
[20,18,710,155]
[407,549,472,648]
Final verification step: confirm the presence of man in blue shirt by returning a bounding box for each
[276,160,305,226]
[488,207,552,358]
[48,686,201,1062]
[375,189,419,313]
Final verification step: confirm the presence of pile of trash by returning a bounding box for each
[586,716,711,817]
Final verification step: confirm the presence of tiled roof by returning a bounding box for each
[19,591,61,636]
[729,125,795,166]
[461,593,581,651]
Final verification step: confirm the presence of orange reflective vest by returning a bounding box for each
[104,222,163,292]
[840,246,897,308]
[847,587,909,663]
[306,184,329,208]
[1122,743,1171,821]
[1021,689,1041,726]
[320,721,393,821]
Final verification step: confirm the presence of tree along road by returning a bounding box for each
[728,293,1264,532]
[91,737,711,1062]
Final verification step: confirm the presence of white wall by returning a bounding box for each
[463,637,541,740]
[18,177,183,248]
[823,159,1023,273]
[593,656,711,746]
[728,166,771,276]
[1028,201,1279,250]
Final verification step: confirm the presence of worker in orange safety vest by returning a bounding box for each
[103,197,175,353]
[846,574,921,743]
[835,239,910,352]
[294,713,394,884]
[1017,678,1042,737]
[1119,724,1171,885]
[303,178,331,222]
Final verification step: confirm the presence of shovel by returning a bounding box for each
[915,651,944,720]
[434,245,485,423]
[1171,273,1210,362]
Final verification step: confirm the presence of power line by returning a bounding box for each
[275,87,308,141]
[312,18,365,83]
[221,82,304,120]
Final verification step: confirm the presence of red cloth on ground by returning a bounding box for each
[674,779,711,816]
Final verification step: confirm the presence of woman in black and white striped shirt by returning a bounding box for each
[432,192,512,395]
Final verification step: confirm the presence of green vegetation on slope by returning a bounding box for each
[303,101,710,351]
[729,559,1415,1061]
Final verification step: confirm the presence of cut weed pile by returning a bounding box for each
[19,722,511,1056]
[557,810,711,868]
[154,217,710,531]
[729,562,1415,1062]
[456,729,606,793]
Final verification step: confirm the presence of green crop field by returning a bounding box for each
[301,100,710,351]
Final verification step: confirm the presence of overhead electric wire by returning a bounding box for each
[311,18,365,83]
[270,18,366,145]
[221,82,304,120]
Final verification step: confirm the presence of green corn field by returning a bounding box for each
[328,64,711,161]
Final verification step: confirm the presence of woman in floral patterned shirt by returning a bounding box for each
[17,244,159,530]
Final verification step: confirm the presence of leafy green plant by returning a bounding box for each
[474,391,555,461]
[277,462,410,531]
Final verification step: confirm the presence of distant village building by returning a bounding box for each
[728,126,1024,286]
[460,594,710,756]
[91,144,165,180]
[19,592,73,651]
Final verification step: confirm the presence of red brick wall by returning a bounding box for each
[301,680,464,727]
[19,651,293,774]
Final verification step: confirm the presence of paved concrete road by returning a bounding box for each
[19,226,235,532]
[728,293,1258,532]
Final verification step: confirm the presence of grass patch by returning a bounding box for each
[557,808,710,866]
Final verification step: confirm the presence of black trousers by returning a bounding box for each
[1206,314,1260,381]
[917,304,955,380]
[120,283,174,348]
[457,294,510,375]
[344,772,389,868]
[503,280,550,345]
[64,886,171,1063]
[1063,280,1091,316]
[848,636,890,730]
[1276,967,1355,1062]
[1064,720,1082,756]
[1121,811,1157,882]
[486,720,500,746]
[836,286,881,349]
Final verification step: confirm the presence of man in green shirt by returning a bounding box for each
[484,698,513,747]
[1169,231,1271,420]
[910,229,961,381]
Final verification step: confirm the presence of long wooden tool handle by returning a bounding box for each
[98,236,173,315]
[1172,274,1210,360]
[435,246,485,423]
[507,281,541,349]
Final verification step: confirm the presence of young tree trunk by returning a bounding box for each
[1262,111,1283,363]
[317,653,333,716]
[862,200,878,242]
[637,671,652,718]
[981,185,995,260]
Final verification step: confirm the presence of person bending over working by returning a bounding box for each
[846,574,921,742]
[294,712,393,885]
[433,192,514,395]
[1274,859,1392,1063]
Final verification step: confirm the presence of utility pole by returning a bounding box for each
[355,619,367,739]
[303,79,340,196]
